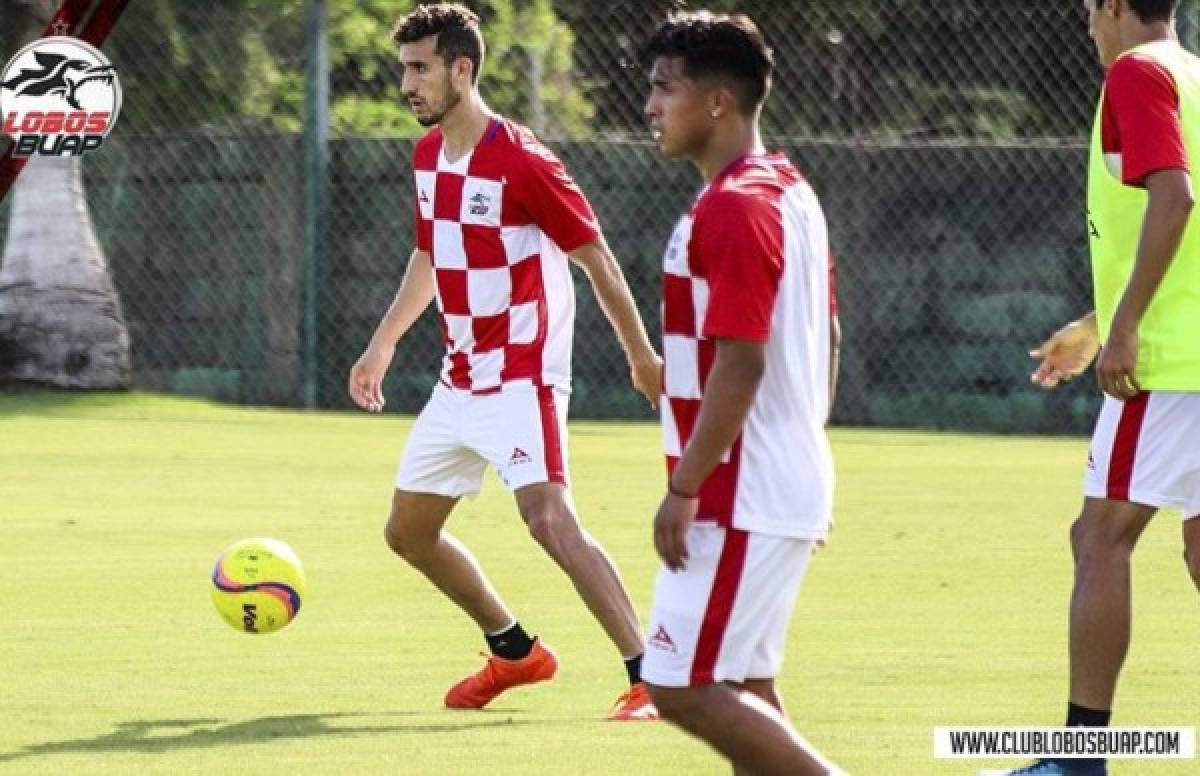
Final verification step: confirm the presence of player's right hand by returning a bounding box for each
[1030,315,1100,390]
[348,344,394,413]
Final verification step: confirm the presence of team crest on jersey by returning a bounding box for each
[469,191,490,216]
[1,35,121,157]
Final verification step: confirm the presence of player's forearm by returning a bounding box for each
[828,315,841,423]
[670,341,765,495]
[1112,175,1194,333]
[571,241,656,360]
[368,251,435,349]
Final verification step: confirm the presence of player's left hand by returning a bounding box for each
[1095,326,1142,400]
[653,490,697,572]
[629,348,664,409]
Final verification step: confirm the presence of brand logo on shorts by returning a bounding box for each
[649,624,677,654]
[1087,450,1096,470]
[509,447,532,465]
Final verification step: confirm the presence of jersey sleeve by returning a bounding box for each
[695,190,784,343]
[1105,54,1188,185]
[512,141,600,252]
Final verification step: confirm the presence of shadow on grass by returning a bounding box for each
[0,711,536,763]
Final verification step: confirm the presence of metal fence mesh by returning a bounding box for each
[6,0,1197,431]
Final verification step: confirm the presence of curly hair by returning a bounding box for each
[641,11,774,115]
[393,3,485,83]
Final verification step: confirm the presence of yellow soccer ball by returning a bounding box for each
[211,538,306,634]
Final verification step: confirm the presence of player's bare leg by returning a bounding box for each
[1182,515,1200,593]
[384,489,513,633]
[514,482,644,658]
[731,679,791,776]
[648,683,839,776]
[1067,497,1156,710]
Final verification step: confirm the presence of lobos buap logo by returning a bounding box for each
[1,35,121,157]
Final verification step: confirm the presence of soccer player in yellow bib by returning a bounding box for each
[993,2,1200,775]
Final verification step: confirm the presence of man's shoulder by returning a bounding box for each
[482,115,564,167]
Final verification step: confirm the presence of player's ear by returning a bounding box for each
[454,55,475,87]
[707,88,738,121]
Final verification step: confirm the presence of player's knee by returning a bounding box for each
[383,513,433,562]
[647,684,706,728]
[523,504,577,552]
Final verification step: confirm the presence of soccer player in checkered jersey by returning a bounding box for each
[991,2,1200,775]
[348,4,662,720]
[638,11,845,776]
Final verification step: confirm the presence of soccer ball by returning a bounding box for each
[211,538,306,634]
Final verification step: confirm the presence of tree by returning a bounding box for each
[0,0,131,389]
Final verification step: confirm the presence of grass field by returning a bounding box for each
[1,391,1197,775]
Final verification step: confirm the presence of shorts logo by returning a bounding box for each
[1087,450,1096,471]
[1,35,121,157]
[509,447,532,466]
[649,624,677,654]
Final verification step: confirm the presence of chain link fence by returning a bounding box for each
[5,0,1197,431]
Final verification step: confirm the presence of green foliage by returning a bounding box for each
[107,0,594,138]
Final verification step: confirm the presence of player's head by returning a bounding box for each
[1086,0,1178,67]
[393,3,485,126]
[641,11,774,160]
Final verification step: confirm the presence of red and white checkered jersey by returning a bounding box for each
[661,153,835,539]
[413,116,599,393]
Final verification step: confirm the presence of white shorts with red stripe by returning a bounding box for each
[395,382,569,497]
[1083,391,1200,517]
[642,524,814,688]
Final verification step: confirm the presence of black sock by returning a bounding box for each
[1062,702,1111,769]
[1066,701,1112,728]
[624,653,643,686]
[485,622,534,661]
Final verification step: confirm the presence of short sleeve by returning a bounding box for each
[512,141,600,252]
[695,191,784,343]
[1105,54,1188,185]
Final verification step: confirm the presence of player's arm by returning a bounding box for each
[1030,311,1100,390]
[569,239,662,408]
[348,248,435,412]
[1099,168,1194,399]
[829,313,841,420]
[654,338,765,571]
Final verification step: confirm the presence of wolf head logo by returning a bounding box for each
[2,51,116,111]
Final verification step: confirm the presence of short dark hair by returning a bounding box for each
[393,3,485,83]
[1095,0,1178,23]
[642,11,774,115]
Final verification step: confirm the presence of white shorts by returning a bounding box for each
[642,524,813,688]
[395,383,570,498]
[1083,391,1200,517]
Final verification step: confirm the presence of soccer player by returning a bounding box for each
[348,3,661,720]
[638,11,844,776]
[991,2,1200,775]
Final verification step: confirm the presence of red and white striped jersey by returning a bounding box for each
[413,116,599,394]
[661,153,835,539]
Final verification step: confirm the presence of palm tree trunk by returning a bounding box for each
[0,0,131,388]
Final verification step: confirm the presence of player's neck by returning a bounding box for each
[1120,21,1176,53]
[439,94,493,162]
[696,123,767,182]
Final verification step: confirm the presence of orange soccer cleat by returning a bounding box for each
[444,637,558,709]
[607,682,659,721]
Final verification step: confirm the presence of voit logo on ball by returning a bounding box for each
[1,35,121,157]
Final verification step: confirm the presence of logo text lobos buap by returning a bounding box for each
[1,36,122,157]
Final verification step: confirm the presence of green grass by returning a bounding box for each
[1,391,1196,775]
